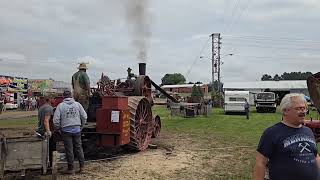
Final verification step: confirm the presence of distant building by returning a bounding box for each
[223,80,308,104]
[161,84,209,94]
[52,81,72,94]
[28,79,54,96]
[28,79,71,96]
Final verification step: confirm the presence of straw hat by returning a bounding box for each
[78,63,88,70]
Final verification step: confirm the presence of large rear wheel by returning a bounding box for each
[128,97,153,151]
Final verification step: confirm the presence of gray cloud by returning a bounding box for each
[0,0,319,85]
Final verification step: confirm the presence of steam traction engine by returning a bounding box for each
[81,63,161,152]
[304,72,320,142]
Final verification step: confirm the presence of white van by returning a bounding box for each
[224,91,250,114]
[4,93,18,109]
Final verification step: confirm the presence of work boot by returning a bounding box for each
[64,169,75,175]
[79,166,85,174]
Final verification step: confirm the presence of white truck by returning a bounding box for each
[254,92,277,113]
[224,91,249,114]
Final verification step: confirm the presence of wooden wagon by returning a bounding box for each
[0,135,49,179]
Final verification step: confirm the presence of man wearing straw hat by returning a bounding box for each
[72,63,90,112]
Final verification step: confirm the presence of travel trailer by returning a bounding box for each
[224,91,250,114]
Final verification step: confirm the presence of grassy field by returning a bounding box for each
[0,116,37,128]
[0,106,319,179]
[155,106,319,179]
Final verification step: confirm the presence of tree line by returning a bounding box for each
[261,72,313,81]
[160,72,313,86]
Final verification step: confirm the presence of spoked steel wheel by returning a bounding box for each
[128,97,153,151]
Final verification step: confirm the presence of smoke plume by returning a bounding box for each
[125,0,151,62]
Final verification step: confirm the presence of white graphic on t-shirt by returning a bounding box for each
[282,134,316,164]
[298,142,311,153]
[283,134,315,148]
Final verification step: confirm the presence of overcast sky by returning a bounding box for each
[0,0,319,85]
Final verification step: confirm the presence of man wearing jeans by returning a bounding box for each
[244,98,250,119]
[53,89,87,175]
[0,95,4,114]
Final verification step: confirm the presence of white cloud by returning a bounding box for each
[0,52,25,61]
[0,0,319,85]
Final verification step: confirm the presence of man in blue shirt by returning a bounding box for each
[253,93,320,180]
[53,89,87,175]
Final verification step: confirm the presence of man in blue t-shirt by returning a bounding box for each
[253,93,320,180]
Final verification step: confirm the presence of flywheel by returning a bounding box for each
[128,96,153,151]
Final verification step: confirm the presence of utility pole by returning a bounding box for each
[211,33,222,107]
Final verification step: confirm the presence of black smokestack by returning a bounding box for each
[139,63,146,75]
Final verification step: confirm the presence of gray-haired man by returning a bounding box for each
[53,89,87,175]
[253,93,320,180]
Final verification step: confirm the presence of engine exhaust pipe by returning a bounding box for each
[139,63,146,75]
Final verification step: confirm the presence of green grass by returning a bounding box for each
[156,106,319,144]
[153,105,320,179]
[1,106,319,179]
[0,117,37,128]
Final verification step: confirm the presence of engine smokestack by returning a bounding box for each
[139,63,146,75]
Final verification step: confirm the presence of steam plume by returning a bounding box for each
[125,0,151,62]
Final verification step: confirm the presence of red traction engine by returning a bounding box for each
[80,63,161,152]
[304,72,320,142]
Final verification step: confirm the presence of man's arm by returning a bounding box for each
[316,154,320,168]
[44,113,52,137]
[44,114,51,132]
[253,151,268,180]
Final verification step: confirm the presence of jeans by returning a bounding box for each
[49,136,57,167]
[0,103,3,114]
[245,109,249,119]
[62,132,85,170]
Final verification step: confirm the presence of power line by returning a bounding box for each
[225,0,253,34]
[228,54,320,61]
[223,0,241,33]
[220,0,232,31]
[223,42,320,51]
[224,38,320,46]
[224,35,320,44]
[185,37,211,79]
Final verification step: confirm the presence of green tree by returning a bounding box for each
[273,74,282,81]
[208,80,223,92]
[211,90,223,107]
[262,72,313,81]
[191,84,203,103]
[261,74,273,81]
[281,71,312,80]
[191,85,201,97]
[161,73,186,85]
[197,86,204,97]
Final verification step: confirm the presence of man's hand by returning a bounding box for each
[45,131,52,138]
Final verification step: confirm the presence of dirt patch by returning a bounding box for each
[2,130,255,179]
[0,127,36,138]
[62,149,197,180]
[0,110,37,120]
[55,131,254,180]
